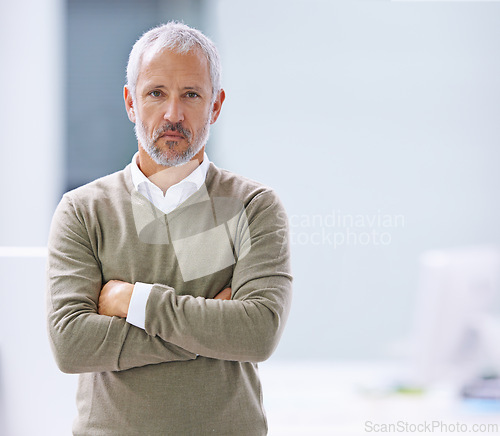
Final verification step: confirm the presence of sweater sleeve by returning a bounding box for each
[144,190,293,363]
[46,194,197,374]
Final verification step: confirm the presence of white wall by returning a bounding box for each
[0,0,64,246]
[0,1,72,435]
[211,0,500,359]
[0,256,77,436]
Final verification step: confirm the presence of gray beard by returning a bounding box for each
[134,116,211,167]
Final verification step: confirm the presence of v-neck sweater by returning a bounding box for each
[46,162,292,435]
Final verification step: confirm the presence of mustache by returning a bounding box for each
[153,122,192,142]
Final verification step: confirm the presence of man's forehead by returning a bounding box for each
[140,46,208,73]
[135,46,212,93]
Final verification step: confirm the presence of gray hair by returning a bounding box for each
[126,21,221,102]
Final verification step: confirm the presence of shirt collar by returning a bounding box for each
[130,151,210,194]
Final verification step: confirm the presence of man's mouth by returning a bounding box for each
[160,131,185,140]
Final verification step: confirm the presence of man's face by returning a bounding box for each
[126,48,221,167]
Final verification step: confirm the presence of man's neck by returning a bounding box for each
[137,147,204,194]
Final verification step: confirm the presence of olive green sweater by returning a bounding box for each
[46,162,292,435]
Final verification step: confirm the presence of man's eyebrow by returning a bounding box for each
[144,85,205,93]
[182,86,204,93]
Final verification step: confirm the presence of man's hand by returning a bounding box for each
[214,287,232,300]
[98,280,134,318]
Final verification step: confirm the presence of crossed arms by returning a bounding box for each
[46,189,292,374]
[97,280,232,318]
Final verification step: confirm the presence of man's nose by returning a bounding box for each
[163,98,184,124]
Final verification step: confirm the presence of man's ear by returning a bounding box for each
[124,85,136,123]
[210,89,226,124]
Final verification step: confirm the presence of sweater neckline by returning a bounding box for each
[124,162,219,216]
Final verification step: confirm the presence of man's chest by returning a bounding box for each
[92,194,249,297]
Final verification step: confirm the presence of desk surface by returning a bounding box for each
[260,361,500,436]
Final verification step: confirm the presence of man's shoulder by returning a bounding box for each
[207,163,275,202]
[206,163,285,217]
[62,165,132,206]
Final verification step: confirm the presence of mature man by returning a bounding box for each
[46,22,292,435]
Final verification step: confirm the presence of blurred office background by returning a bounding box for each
[1,0,500,434]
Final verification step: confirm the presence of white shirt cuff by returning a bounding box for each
[126,282,153,330]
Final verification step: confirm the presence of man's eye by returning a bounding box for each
[149,90,162,97]
[186,92,199,99]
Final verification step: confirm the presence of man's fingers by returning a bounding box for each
[214,287,232,300]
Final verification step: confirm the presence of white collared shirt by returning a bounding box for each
[126,152,210,329]
[130,151,210,214]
